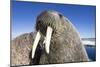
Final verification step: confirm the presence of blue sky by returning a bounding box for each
[12,1,96,39]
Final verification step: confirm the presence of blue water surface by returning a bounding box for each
[85,46,96,61]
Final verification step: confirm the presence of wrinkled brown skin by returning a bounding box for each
[36,11,89,64]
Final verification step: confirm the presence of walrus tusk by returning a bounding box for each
[45,26,53,54]
[32,31,41,59]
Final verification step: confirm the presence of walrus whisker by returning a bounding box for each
[32,31,41,59]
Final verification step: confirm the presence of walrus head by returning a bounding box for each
[32,10,70,59]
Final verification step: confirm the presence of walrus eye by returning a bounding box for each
[59,13,63,18]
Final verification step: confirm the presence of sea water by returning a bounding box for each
[85,46,96,61]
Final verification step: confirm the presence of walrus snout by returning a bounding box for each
[36,10,62,34]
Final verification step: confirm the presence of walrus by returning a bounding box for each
[31,10,89,64]
[11,10,89,66]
